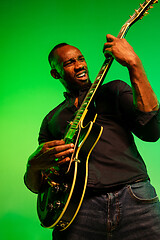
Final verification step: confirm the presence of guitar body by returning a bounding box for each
[37,119,103,231]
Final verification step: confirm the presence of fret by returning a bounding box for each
[65,129,77,141]
[90,84,97,88]
[94,79,100,83]
[75,116,81,120]
[89,88,97,92]
[70,125,77,130]
[87,92,93,96]
[72,119,78,123]
[78,110,84,114]
[83,97,89,102]
[101,65,106,71]
[88,88,94,94]
[90,85,97,89]
[85,93,92,98]
[72,121,79,125]
[94,79,100,84]
[98,70,104,75]
[96,75,102,80]
[80,107,86,111]
[81,105,87,110]
[72,120,79,124]
[71,124,78,129]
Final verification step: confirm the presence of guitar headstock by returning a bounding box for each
[128,0,158,25]
[118,0,158,38]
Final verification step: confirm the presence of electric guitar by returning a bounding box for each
[37,0,158,231]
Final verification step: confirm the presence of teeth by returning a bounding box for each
[77,72,86,78]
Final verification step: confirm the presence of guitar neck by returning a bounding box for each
[64,34,125,143]
[64,0,158,143]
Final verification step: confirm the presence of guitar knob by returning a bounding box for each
[47,200,64,211]
[52,184,60,193]
[61,183,69,192]
[49,181,60,193]
[53,200,64,209]
[47,203,54,212]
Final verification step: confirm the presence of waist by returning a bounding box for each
[86,177,149,196]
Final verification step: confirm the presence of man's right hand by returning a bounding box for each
[27,140,74,171]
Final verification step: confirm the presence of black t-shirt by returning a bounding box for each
[38,80,160,189]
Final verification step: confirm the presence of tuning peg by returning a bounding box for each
[135,9,139,14]
[140,3,144,8]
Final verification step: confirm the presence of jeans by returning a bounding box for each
[52,180,160,240]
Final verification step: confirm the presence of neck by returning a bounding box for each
[66,82,92,97]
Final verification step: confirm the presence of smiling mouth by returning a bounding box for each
[76,71,88,80]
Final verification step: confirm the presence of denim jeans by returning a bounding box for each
[52,180,160,240]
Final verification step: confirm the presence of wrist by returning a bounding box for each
[127,55,142,71]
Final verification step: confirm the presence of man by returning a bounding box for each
[24,34,160,239]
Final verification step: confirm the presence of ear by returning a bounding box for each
[50,69,61,79]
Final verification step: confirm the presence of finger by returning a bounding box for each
[103,43,112,53]
[53,148,74,159]
[47,143,74,154]
[46,139,65,148]
[56,157,71,165]
[106,34,116,42]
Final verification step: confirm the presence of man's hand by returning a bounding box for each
[103,34,140,68]
[28,140,74,171]
[103,34,159,113]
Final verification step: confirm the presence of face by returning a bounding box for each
[52,45,91,92]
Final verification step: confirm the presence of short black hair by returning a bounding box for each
[48,43,68,68]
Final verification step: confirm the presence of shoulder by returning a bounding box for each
[96,80,132,101]
[100,80,131,93]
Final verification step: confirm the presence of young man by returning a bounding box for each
[24,35,160,239]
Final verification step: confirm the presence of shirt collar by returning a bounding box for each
[63,83,92,100]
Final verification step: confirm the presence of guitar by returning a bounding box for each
[37,0,158,231]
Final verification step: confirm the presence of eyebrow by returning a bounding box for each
[63,55,84,65]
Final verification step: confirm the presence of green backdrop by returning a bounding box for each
[0,0,160,239]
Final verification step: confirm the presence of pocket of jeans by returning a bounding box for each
[127,180,159,203]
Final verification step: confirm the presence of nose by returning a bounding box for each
[74,60,84,71]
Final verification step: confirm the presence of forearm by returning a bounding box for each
[128,57,159,112]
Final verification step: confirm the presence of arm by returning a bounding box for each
[24,140,74,193]
[103,34,159,112]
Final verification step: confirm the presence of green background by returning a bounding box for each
[0,0,160,239]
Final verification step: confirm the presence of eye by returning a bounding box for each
[63,60,73,67]
[78,56,85,61]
